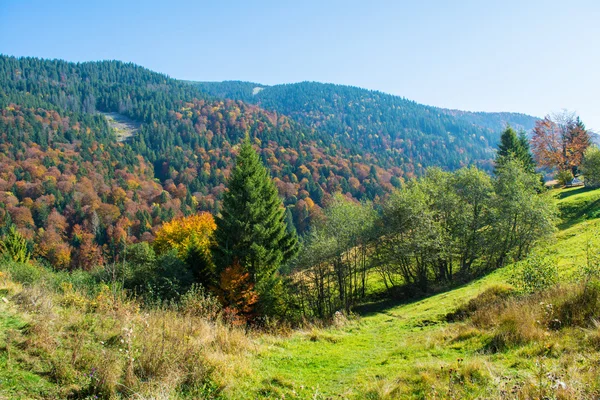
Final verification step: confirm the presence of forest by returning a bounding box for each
[0,53,580,320]
[2,54,600,399]
[0,55,542,272]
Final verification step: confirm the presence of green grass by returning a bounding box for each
[238,273,504,398]
[1,186,599,399]
[555,185,600,229]
[0,310,56,399]
[231,186,600,398]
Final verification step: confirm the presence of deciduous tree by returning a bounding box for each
[531,111,590,173]
[581,146,600,188]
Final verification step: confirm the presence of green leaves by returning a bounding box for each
[495,125,536,174]
[581,146,600,188]
[214,136,298,289]
[509,255,558,294]
[0,226,31,264]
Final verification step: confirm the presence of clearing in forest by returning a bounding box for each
[102,112,140,142]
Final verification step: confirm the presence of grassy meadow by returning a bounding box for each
[1,186,600,399]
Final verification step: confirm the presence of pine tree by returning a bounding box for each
[495,125,536,173]
[214,136,298,288]
[496,126,520,162]
[516,130,536,173]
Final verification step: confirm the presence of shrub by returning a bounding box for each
[556,169,574,186]
[0,260,46,284]
[179,284,222,320]
[446,285,514,322]
[122,248,194,303]
[218,260,258,325]
[581,146,600,188]
[509,255,558,294]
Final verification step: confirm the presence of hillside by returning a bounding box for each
[0,56,388,265]
[194,81,539,172]
[1,186,598,399]
[0,55,544,267]
[236,186,600,398]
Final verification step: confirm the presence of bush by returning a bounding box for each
[556,169,574,186]
[0,260,46,285]
[179,284,222,320]
[509,255,558,294]
[446,285,514,322]
[116,244,196,303]
[554,281,600,328]
[132,250,194,303]
[51,268,100,296]
[581,146,600,188]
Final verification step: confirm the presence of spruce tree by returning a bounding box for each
[214,136,298,287]
[0,226,31,263]
[495,125,536,173]
[517,130,536,173]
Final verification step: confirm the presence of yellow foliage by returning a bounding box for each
[153,212,216,259]
[60,282,88,309]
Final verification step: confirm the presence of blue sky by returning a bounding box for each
[1,0,599,129]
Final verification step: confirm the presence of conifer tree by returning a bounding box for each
[517,131,536,173]
[495,125,536,173]
[214,136,298,288]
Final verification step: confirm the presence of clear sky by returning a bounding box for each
[1,0,599,130]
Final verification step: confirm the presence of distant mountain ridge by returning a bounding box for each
[0,55,542,253]
[193,80,538,172]
[194,80,538,132]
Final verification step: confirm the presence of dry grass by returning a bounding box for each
[0,266,256,399]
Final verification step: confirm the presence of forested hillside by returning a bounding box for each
[0,55,538,270]
[3,57,600,400]
[194,81,539,172]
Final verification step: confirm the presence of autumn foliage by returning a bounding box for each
[153,212,216,259]
[531,111,591,172]
[218,260,259,324]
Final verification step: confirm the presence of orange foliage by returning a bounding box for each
[218,260,259,325]
[531,114,591,171]
[36,229,72,269]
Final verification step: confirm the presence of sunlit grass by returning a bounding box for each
[2,186,600,399]
[234,186,600,398]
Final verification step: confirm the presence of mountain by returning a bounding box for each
[194,80,539,171]
[0,55,539,269]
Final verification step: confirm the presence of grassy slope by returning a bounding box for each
[235,186,600,398]
[0,186,598,399]
[0,311,56,399]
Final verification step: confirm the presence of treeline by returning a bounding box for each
[293,130,556,319]
[194,81,539,172]
[0,116,558,324]
[0,54,423,270]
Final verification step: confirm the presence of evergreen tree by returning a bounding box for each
[517,130,536,173]
[214,136,298,289]
[495,125,536,173]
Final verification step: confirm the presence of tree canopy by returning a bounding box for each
[214,136,298,288]
[531,111,590,173]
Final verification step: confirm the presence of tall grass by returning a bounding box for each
[0,260,254,399]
